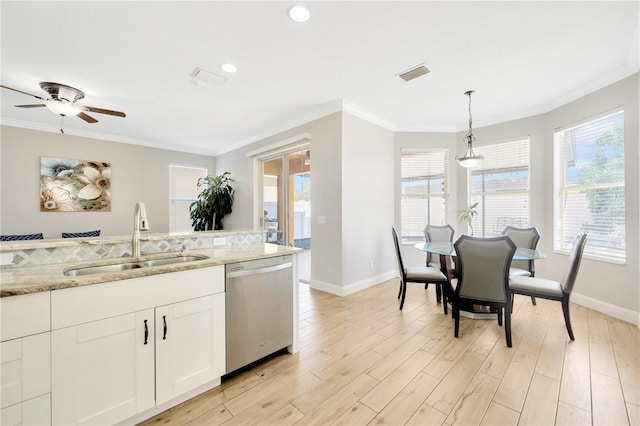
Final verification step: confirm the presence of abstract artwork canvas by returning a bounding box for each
[40,157,111,212]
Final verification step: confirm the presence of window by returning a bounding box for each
[169,164,207,233]
[554,109,625,262]
[468,138,530,237]
[400,150,449,241]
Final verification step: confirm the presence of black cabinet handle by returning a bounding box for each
[163,315,167,340]
[143,320,148,345]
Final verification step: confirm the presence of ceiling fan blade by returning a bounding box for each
[15,104,46,108]
[83,106,126,117]
[1,85,45,100]
[77,112,98,123]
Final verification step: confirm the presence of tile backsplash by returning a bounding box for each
[4,232,266,267]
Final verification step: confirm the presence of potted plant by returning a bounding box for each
[457,202,479,236]
[190,172,235,231]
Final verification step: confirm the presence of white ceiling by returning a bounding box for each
[1,1,638,156]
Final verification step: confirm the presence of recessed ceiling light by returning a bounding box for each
[288,5,310,23]
[220,63,238,73]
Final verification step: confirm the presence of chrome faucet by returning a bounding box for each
[132,201,149,257]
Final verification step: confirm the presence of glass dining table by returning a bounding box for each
[414,241,547,317]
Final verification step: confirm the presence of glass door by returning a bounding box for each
[259,148,311,282]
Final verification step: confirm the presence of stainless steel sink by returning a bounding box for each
[64,262,144,276]
[63,255,208,276]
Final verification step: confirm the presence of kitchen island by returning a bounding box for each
[0,231,300,426]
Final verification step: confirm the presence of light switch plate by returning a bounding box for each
[317,216,326,224]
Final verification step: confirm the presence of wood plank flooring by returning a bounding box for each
[139,280,639,425]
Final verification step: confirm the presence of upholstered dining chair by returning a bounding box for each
[391,227,449,313]
[502,226,541,306]
[509,233,587,340]
[423,224,455,303]
[451,235,516,347]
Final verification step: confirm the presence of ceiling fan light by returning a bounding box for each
[44,99,81,116]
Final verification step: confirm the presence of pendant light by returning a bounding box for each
[455,90,483,168]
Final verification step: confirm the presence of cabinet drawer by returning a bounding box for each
[52,266,224,329]
[0,394,51,426]
[0,333,51,410]
[1,292,50,341]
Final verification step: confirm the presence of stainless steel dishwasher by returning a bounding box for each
[225,255,293,374]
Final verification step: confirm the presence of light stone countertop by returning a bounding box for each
[0,243,300,297]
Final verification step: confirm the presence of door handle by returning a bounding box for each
[143,319,148,345]
[163,315,167,340]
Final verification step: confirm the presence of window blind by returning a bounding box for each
[169,164,207,233]
[554,109,625,262]
[468,138,530,236]
[400,150,449,241]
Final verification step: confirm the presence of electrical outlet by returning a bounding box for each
[213,237,226,246]
[369,260,373,269]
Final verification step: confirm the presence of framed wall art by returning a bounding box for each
[40,156,111,212]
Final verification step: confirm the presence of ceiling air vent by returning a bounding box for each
[190,67,227,88]
[397,64,430,82]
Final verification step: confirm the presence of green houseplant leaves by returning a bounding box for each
[189,172,235,231]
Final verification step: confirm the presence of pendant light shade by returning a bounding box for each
[456,90,483,168]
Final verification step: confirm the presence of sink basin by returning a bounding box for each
[63,255,208,276]
[64,262,144,276]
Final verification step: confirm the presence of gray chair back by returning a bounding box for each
[502,226,540,273]
[423,224,455,265]
[391,227,405,280]
[454,235,516,303]
[560,233,588,295]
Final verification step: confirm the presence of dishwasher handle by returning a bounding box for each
[226,261,293,279]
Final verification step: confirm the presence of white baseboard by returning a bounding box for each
[572,292,640,327]
[310,270,396,297]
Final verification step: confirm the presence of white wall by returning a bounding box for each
[341,112,395,293]
[0,126,215,237]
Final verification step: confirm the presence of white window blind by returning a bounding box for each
[400,150,449,241]
[554,109,625,262]
[468,138,530,237]
[169,164,207,233]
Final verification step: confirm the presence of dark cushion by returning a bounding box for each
[61,230,101,238]
[0,233,44,241]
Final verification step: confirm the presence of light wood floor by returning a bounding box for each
[140,280,639,425]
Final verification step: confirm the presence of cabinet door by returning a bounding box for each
[155,294,225,404]
[51,310,155,426]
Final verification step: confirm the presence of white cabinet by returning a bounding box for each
[51,310,155,426]
[155,293,225,404]
[50,266,225,426]
[0,292,51,426]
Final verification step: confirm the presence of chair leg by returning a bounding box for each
[510,292,515,313]
[530,296,537,306]
[397,279,402,299]
[453,304,460,338]
[399,280,407,310]
[441,284,448,315]
[505,306,512,347]
[424,283,429,290]
[561,296,575,340]
[435,283,442,302]
[497,307,503,326]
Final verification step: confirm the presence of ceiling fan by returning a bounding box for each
[1,82,126,124]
